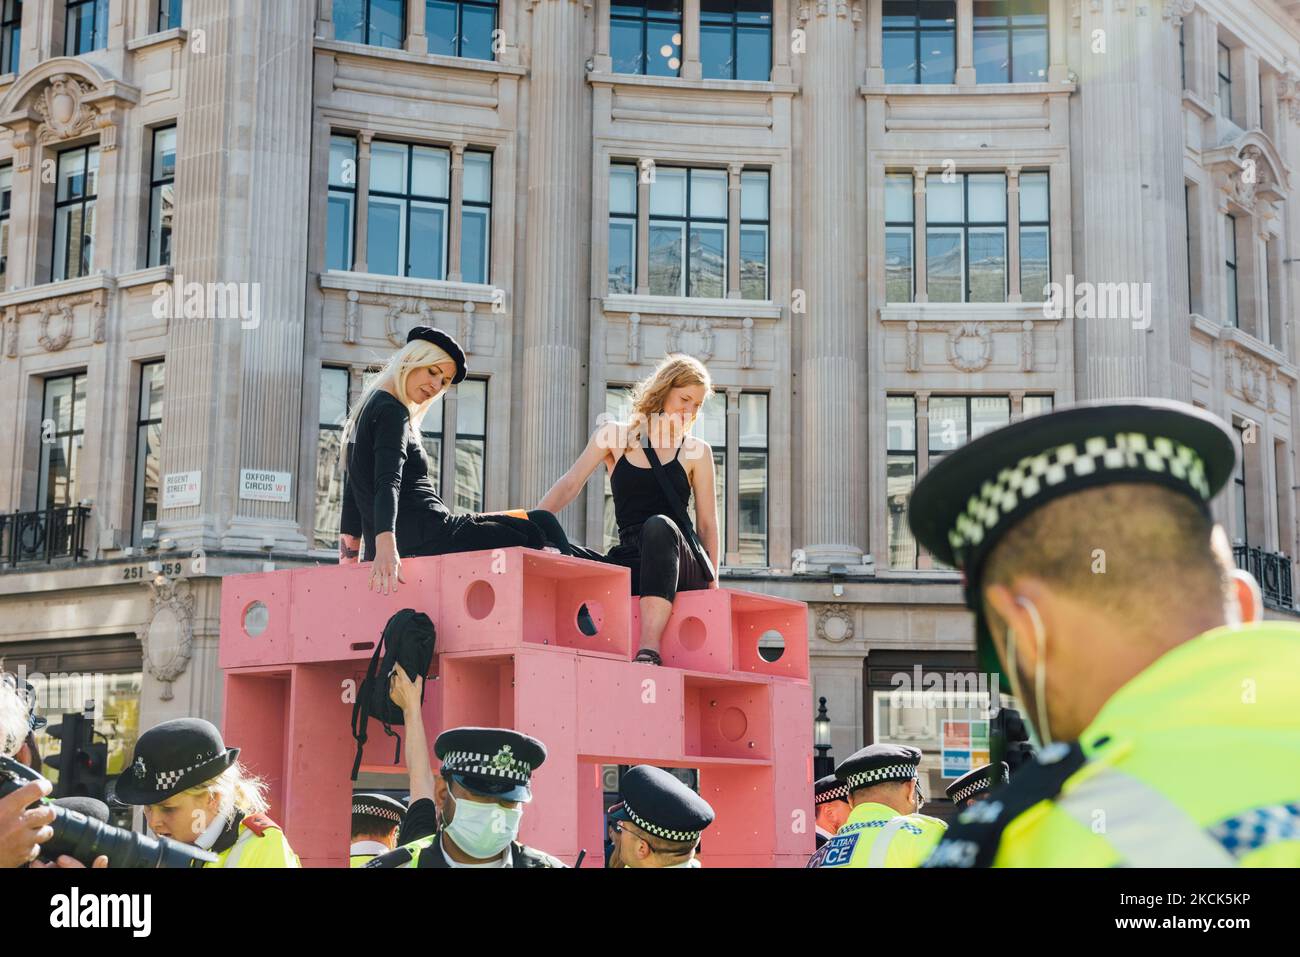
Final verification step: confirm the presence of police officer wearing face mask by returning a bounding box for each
[910,399,1300,867]
[365,726,565,868]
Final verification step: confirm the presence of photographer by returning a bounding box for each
[0,673,53,868]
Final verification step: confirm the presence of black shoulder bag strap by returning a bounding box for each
[349,632,386,781]
[642,433,716,582]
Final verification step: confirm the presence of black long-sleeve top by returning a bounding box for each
[340,391,455,560]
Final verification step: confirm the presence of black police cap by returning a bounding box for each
[435,726,546,802]
[835,743,922,792]
[814,774,849,806]
[406,325,467,384]
[610,766,715,844]
[112,718,239,805]
[945,762,1010,809]
[352,792,407,825]
[908,399,1236,690]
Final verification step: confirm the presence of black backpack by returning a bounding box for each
[349,608,437,781]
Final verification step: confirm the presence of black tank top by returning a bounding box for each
[609,434,692,533]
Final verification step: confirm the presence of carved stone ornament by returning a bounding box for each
[1277,72,1300,125]
[31,75,100,143]
[815,603,854,643]
[620,312,755,366]
[22,291,105,352]
[905,320,920,372]
[945,321,993,372]
[136,577,196,702]
[1162,0,1195,27]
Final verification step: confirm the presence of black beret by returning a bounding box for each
[112,718,239,805]
[945,762,1010,809]
[610,766,715,843]
[908,399,1236,690]
[406,325,467,384]
[814,774,850,806]
[435,726,546,802]
[835,743,922,791]
[352,792,407,825]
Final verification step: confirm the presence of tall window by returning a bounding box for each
[315,367,349,550]
[735,392,768,565]
[926,172,1006,302]
[608,164,638,293]
[883,1,956,85]
[453,379,487,512]
[2,1,20,74]
[1260,238,1272,346]
[886,396,917,569]
[973,0,1047,84]
[38,373,87,510]
[1217,42,1233,122]
[53,145,99,283]
[686,392,726,557]
[1018,171,1049,301]
[428,0,497,60]
[65,0,107,55]
[0,164,11,291]
[460,152,491,284]
[650,167,726,297]
[147,126,176,268]
[885,172,914,302]
[327,135,357,272]
[739,170,768,299]
[369,141,450,279]
[611,0,682,77]
[1224,213,1238,328]
[1022,394,1054,418]
[1184,183,1193,308]
[157,0,181,31]
[1233,423,1248,544]
[335,0,404,48]
[133,362,164,544]
[700,0,771,81]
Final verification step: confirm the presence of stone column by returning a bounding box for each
[955,0,975,87]
[352,131,373,273]
[1006,166,1022,303]
[448,142,466,282]
[1070,1,1191,400]
[516,0,592,521]
[406,0,428,53]
[156,0,315,552]
[726,162,742,298]
[912,166,928,303]
[772,0,791,83]
[864,0,882,86]
[315,0,333,39]
[593,0,611,71]
[682,0,700,79]
[1047,0,1069,83]
[798,1,864,566]
[636,158,651,293]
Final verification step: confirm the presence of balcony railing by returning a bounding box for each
[1233,544,1294,613]
[0,507,92,568]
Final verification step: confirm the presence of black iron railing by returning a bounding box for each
[1233,544,1294,612]
[0,506,91,568]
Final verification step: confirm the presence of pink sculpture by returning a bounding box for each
[218,548,813,867]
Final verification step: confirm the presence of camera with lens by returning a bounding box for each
[989,706,1036,777]
[0,755,216,868]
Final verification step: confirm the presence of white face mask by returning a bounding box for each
[445,792,522,860]
[1004,597,1054,749]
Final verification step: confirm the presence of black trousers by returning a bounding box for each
[604,514,710,602]
[403,509,593,559]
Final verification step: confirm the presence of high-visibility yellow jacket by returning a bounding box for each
[925,622,1300,867]
[808,802,947,868]
[204,813,301,868]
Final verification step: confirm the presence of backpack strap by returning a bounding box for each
[350,633,386,781]
[923,741,1089,868]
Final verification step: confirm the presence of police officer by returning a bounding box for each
[944,763,1009,812]
[808,744,947,868]
[113,718,300,867]
[813,775,850,850]
[366,726,564,868]
[909,399,1300,867]
[606,765,714,868]
[349,792,407,866]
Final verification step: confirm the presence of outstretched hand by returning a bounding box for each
[389,667,424,714]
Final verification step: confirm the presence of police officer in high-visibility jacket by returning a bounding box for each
[808,744,946,868]
[113,718,300,868]
[944,763,1009,813]
[349,793,407,866]
[909,399,1300,867]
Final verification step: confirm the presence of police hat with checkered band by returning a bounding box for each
[352,792,407,828]
[814,774,850,806]
[435,727,546,803]
[907,399,1237,692]
[945,762,1010,810]
[608,765,715,845]
[835,743,923,793]
[111,718,239,805]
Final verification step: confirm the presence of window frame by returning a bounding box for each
[65,0,108,56]
[146,125,176,269]
[1224,212,1238,329]
[37,371,88,511]
[327,134,358,273]
[2,0,21,74]
[335,0,406,48]
[1217,41,1233,122]
[427,0,499,60]
[736,390,769,566]
[648,165,728,298]
[738,169,769,300]
[972,0,1048,85]
[610,0,683,77]
[0,161,12,291]
[882,0,956,85]
[52,143,99,284]
[157,0,181,32]
[451,377,488,513]
[608,163,639,295]
[132,361,165,545]
[925,171,1008,303]
[699,0,773,82]
[368,139,451,280]
[1017,169,1050,302]
[884,171,915,303]
[459,150,492,285]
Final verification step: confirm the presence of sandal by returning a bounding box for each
[633,648,662,666]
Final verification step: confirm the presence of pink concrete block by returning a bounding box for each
[289,557,443,663]
[630,590,733,673]
[222,670,289,809]
[514,650,580,858]
[438,548,631,655]
[437,652,516,728]
[683,675,772,761]
[730,591,810,681]
[771,681,817,857]
[575,655,685,763]
[697,764,775,865]
[218,571,294,668]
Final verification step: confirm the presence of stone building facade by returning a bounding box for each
[0,0,1296,801]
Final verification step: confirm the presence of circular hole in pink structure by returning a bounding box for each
[757,629,785,662]
[465,580,495,620]
[679,616,707,651]
[719,706,748,742]
[577,600,603,637]
[243,601,269,638]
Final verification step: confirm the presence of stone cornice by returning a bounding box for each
[314,38,527,77]
[588,72,798,96]
[0,272,115,308]
[878,302,1056,324]
[125,27,189,53]
[603,294,782,321]
[861,81,1075,99]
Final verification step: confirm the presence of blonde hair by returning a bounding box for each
[184,762,270,818]
[0,675,28,759]
[340,339,454,463]
[621,354,713,449]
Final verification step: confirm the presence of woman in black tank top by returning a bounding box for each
[538,355,721,665]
